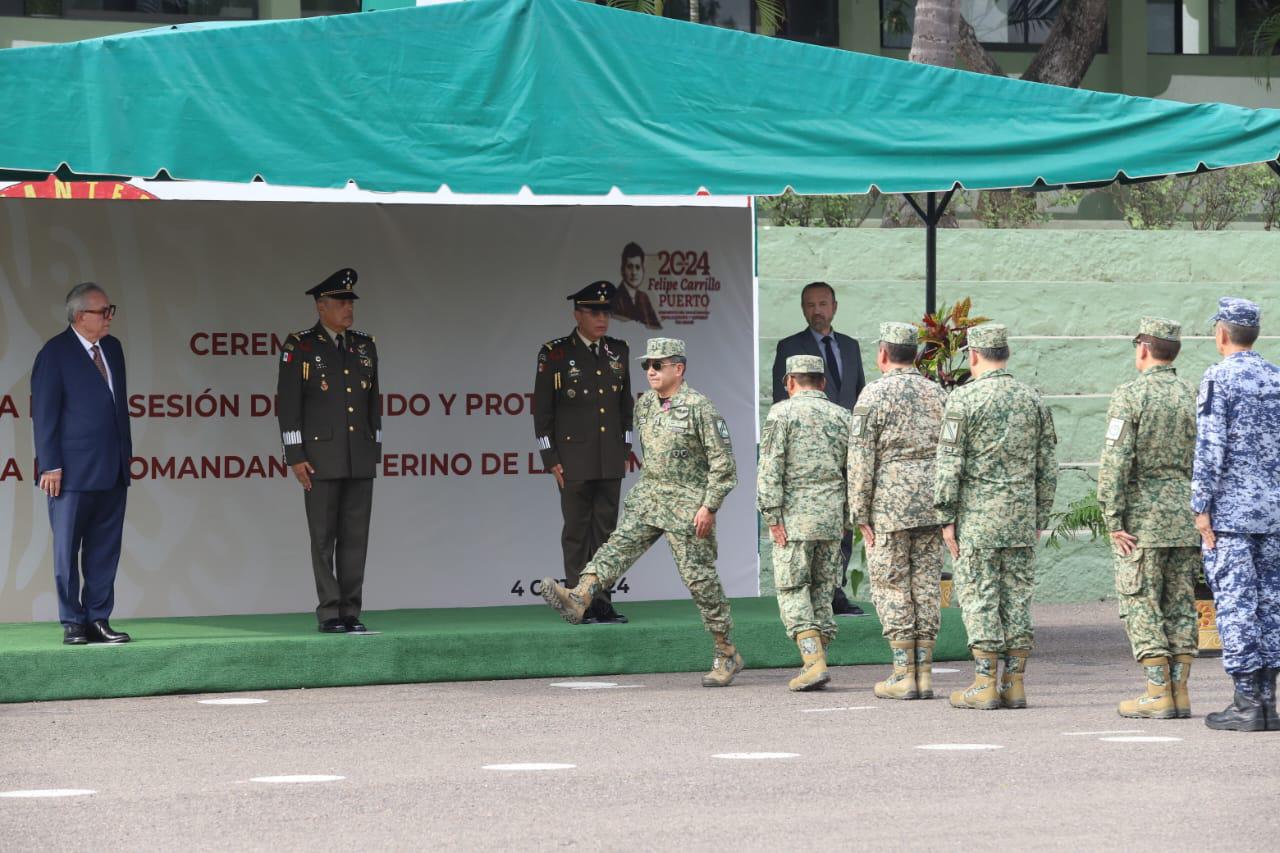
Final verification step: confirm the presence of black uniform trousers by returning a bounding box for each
[304,477,373,622]
[560,478,621,592]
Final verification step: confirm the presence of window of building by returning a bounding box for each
[1148,0,1279,55]
[881,0,1070,51]
[17,0,258,21]
[594,1,838,46]
[302,0,359,16]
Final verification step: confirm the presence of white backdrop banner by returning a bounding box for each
[0,188,757,620]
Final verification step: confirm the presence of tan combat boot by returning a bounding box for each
[702,633,744,687]
[950,650,1001,710]
[999,649,1030,710]
[788,629,830,692]
[915,639,936,700]
[1118,657,1176,719]
[1170,654,1194,719]
[538,574,598,625]
[874,640,918,700]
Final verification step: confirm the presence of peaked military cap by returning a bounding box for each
[1137,316,1181,342]
[879,322,919,346]
[966,323,1008,350]
[568,280,617,309]
[306,268,359,300]
[1210,296,1261,328]
[786,354,825,375]
[637,337,686,360]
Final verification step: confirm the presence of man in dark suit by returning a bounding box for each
[32,283,134,646]
[533,281,634,623]
[277,268,382,634]
[771,281,866,616]
[611,242,662,330]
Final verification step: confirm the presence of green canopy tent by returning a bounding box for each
[2,0,1278,311]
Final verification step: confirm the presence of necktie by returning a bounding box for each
[335,333,344,353]
[91,344,109,386]
[590,342,599,359]
[822,335,842,392]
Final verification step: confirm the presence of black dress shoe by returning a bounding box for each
[89,620,130,644]
[592,607,629,624]
[344,617,368,633]
[63,624,89,645]
[832,588,865,617]
[318,618,348,633]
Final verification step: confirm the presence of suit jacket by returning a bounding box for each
[772,328,865,411]
[31,328,132,491]
[612,284,663,329]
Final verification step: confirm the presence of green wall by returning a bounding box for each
[756,227,1279,601]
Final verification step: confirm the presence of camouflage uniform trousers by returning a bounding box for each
[1203,533,1280,674]
[772,539,840,642]
[1113,545,1199,661]
[954,546,1035,653]
[867,526,943,642]
[583,514,733,635]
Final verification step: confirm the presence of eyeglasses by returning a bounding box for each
[642,360,673,371]
[81,305,118,319]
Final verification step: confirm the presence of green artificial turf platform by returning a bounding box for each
[0,597,968,703]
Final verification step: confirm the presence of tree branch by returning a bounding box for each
[957,15,1006,76]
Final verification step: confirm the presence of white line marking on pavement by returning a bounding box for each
[0,789,95,798]
[713,753,800,760]
[800,706,875,713]
[483,763,576,771]
[1060,729,1144,736]
[916,744,1004,751]
[249,775,344,784]
[931,668,961,674]
[548,681,643,690]
[1100,736,1182,743]
[199,698,268,705]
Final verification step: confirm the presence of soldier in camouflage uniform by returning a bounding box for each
[1096,316,1200,720]
[757,354,850,691]
[541,338,744,687]
[934,323,1057,710]
[1193,297,1280,732]
[848,322,948,701]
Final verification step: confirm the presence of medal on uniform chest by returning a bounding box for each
[567,388,576,398]
[360,356,373,369]
[568,360,581,379]
[357,343,368,356]
[610,360,622,371]
[320,379,329,392]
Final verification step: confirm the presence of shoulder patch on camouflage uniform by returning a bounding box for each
[1105,416,1127,446]
[713,416,732,446]
[1199,380,1214,416]
[940,415,963,451]
[850,404,872,438]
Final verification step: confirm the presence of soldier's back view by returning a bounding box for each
[934,324,1057,711]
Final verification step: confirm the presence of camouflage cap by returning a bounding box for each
[879,322,919,346]
[637,337,686,360]
[1210,296,1261,328]
[966,323,1008,350]
[1137,316,1181,342]
[785,354,825,375]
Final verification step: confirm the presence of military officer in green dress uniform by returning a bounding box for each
[533,280,634,623]
[277,268,382,633]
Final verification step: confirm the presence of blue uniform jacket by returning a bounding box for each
[1191,350,1280,532]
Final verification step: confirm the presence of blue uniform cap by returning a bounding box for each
[1210,296,1260,328]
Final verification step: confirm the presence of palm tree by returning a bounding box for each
[1251,4,1280,88]
[603,0,786,35]
[907,0,960,68]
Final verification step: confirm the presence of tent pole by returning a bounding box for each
[925,192,937,317]
[902,189,955,317]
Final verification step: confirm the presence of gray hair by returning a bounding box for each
[65,282,106,324]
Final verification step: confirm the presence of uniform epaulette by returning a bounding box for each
[291,327,317,338]
[543,335,570,350]
[603,335,628,348]
[348,328,375,342]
